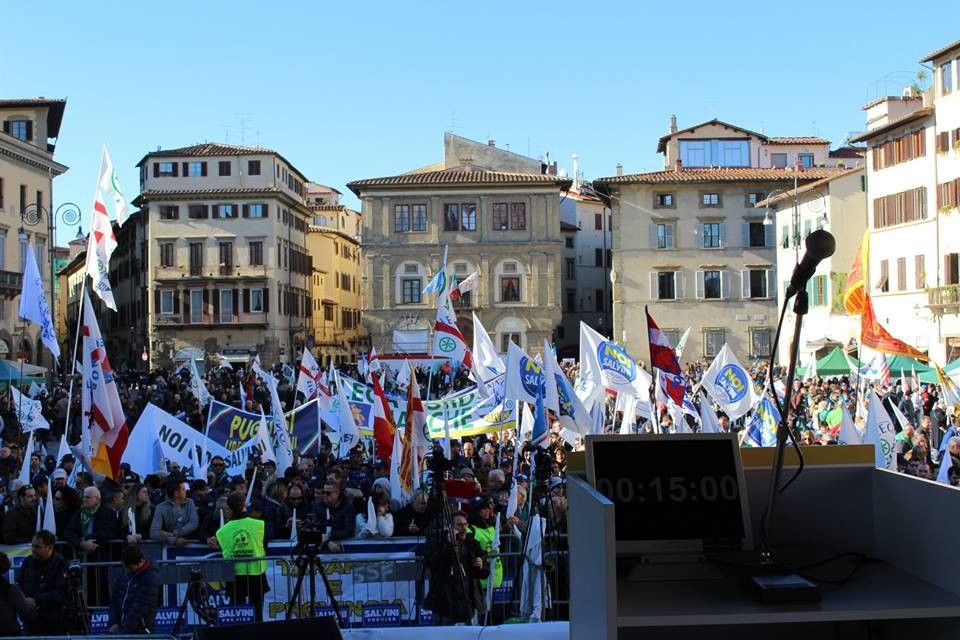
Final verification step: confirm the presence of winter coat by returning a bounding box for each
[424,532,488,623]
[16,551,67,634]
[64,504,120,551]
[109,561,160,633]
[149,498,199,544]
[1,504,37,544]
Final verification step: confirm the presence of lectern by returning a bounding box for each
[569,443,960,640]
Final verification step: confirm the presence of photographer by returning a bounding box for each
[108,545,160,634]
[16,531,67,635]
[423,511,488,625]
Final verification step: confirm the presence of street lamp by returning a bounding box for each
[19,202,82,378]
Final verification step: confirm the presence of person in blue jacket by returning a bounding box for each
[109,544,160,634]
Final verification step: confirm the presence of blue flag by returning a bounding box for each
[532,385,548,448]
[745,395,781,447]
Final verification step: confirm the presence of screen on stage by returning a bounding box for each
[585,433,752,554]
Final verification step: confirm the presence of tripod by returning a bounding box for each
[173,570,217,636]
[285,541,345,628]
[513,448,560,622]
[65,578,91,634]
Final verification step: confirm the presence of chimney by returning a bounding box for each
[675,159,683,172]
[669,114,678,134]
[547,161,558,176]
[616,163,623,177]
[571,153,580,190]
[488,139,496,147]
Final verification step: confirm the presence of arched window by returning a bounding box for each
[494,316,529,353]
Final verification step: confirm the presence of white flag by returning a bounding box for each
[296,347,322,402]
[864,391,896,470]
[471,312,505,384]
[542,340,561,417]
[85,154,119,310]
[700,344,758,421]
[98,146,131,226]
[260,372,292,474]
[697,392,723,434]
[290,507,298,544]
[128,507,137,537]
[19,243,60,360]
[56,432,71,466]
[255,410,277,464]
[216,354,234,370]
[675,327,691,359]
[188,357,211,408]
[837,403,862,445]
[579,322,651,398]
[18,429,35,485]
[12,386,49,431]
[28,382,41,398]
[335,371,360,453]
[504,342,544,405]
[42,480,56,534]
[803,354,817,382]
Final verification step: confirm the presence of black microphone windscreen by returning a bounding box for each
[805,229,836,261]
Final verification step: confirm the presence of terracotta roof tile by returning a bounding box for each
[829,146,866,159]
[148,142,272,158]
[309,204,348,211]
[765,137,830,145]
[0,98,67,140]
[347,168,571,196]
[921,38,960,63]
[754,167,862,208]
[593,167,842,186]
[848,107,934,144]
[657,119,767,153]
[137,186,282,197]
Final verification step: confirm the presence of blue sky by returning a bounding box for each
[3,1,956,244]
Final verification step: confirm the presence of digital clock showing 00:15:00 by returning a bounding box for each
[594,475,740,505]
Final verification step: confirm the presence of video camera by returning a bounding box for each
[66,560,83,586]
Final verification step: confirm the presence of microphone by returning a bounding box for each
[785,230,836,298]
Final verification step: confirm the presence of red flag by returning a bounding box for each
[646,307,683,376]
[371,374,396,462]
[861,294,928,361]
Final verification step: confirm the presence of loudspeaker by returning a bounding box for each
[194,617,342,640]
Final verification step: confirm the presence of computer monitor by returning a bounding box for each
[585,433,752,556]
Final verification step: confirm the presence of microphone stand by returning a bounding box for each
[761,288,807,563]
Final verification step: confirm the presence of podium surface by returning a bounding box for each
[569,445,960,640]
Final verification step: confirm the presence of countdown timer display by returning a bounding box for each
[586,433,751,552]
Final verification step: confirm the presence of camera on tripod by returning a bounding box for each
[297,513,329,548]
[67,560,83,586]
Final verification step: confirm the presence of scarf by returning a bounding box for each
[80,505,98,534]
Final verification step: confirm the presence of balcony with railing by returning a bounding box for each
[154,311,269,328]
[0,270,23,299]
[927,284,960,313]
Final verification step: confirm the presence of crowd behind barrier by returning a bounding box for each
[1,351,952,634]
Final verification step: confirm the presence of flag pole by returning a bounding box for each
[61,275,90,461]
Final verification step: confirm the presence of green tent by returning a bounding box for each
[797,347,860,377]
[885,355,938,384]
[945,357,960,373]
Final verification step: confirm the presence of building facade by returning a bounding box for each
[556,177,612,358]
[0,98,68,366]
[759,168,867,364]
[348,134,570,358]
[133,143,314,368]
[307,203,368,365]
[595,118,844,365]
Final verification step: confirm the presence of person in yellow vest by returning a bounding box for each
[216,492,269,622]
[468,495,502,590]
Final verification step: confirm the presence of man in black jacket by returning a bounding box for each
[16,530,67,635]
[109,545,160,634]
[313,481,354,552]
[2,483,38,544]
[64,486,119,553]
[423,511,488,625]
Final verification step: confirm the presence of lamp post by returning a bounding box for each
[19,202,82,381]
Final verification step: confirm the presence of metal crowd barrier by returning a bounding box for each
[55,533,570,629]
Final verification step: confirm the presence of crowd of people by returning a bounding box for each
[0,359,571,632]
[1,349,956,633]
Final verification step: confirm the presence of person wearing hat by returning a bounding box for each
[51,468,68,489]
[423,510,487,624]
[467,495,502,593]
[216,492,268,622]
